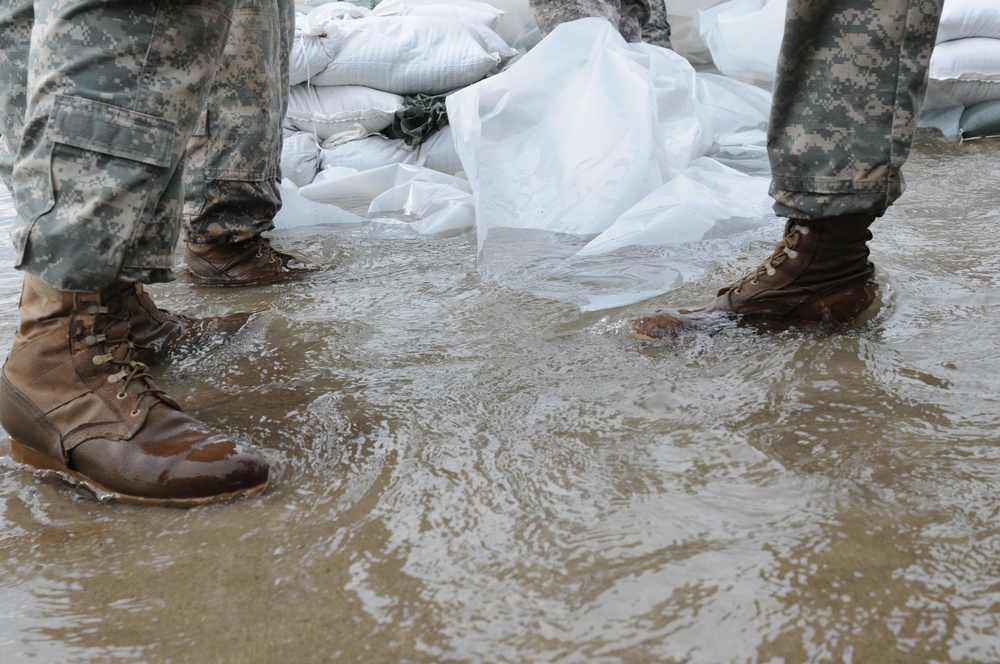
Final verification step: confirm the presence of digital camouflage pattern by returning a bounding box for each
[0,0,30,188]
[529,0,651,43]
[182,0,294,246]
[0,0,240,291]
[768,0,944,220]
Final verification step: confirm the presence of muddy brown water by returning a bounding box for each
[1,130,999,662]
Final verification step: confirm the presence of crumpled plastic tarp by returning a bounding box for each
[445,18,775,309]
[277,16,778,311]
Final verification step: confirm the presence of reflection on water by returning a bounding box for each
[1,132,1000,662]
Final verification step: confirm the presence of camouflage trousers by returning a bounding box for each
[768,0,944,220]
[0,0,289,290]
[182,0,293,246]
[529,0,651,43]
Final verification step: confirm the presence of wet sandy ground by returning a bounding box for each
[1,130,999,662]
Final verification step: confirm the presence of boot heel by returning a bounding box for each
[8,437,72,474]
[9,437,119,501]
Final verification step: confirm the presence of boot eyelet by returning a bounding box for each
[130,408,141,417]
[255,251,264,259]
[116,391,127,400]
[734,287,742,294]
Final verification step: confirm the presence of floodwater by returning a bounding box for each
[1,129,999,663]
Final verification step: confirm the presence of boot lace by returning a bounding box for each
[733,223,810,294]
[86,297,173,416]
[252,237,279,265]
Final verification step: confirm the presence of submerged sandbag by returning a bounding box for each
[959,99,1000,141]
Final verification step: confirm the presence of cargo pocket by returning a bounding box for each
[13,95,177,289]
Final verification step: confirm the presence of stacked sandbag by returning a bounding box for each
[281,0,520,186]
[926,0,1000,139]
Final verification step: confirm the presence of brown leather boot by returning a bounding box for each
[633,214,879,339]
[0,275,269,506]
[118,281,253,365]
[184,236,318,286]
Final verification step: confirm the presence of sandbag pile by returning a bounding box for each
[928,0,1000,108]
[281,0,522,187]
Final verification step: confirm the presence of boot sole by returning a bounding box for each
[8,438,267,508]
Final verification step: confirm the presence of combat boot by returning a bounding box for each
[633,214,878,339]
[118,281,253,365]
[185,236,318,286]
[0,275,269,506]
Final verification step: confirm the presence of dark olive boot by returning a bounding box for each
[633,214,878,339]
[0,275,269,506]
[118,281,253,365]
[184,236,318,286]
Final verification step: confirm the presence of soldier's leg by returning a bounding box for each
[633,0,944,338]
[1,0,257,364]
[0,0,269,505]
[182,0,316,286]
[768,0,943,220]
[529,0,652,43]
[0,0,30,189]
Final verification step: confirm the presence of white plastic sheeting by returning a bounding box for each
[696,0,785,85]
[447,18,715,250]
[274,18,778,311]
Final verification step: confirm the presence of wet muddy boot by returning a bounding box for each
[184,236,318,286]
[119,282,253,365]
[633,214,879,340]
[0,275,269,506]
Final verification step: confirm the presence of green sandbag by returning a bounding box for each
[959,99,1000,141]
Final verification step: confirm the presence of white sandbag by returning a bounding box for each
[937,0,1000,43]
[930,37,1000,80]
[307,16,506,94]
[284,84,404,144]
[928,37,1000,106]
[697,0,786,84]
[372,0,506,29]
[280,131,322,188]
[447,18,711,255]
[289,32,334,86]
[298,2,372,32]
[320,126,463,175]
